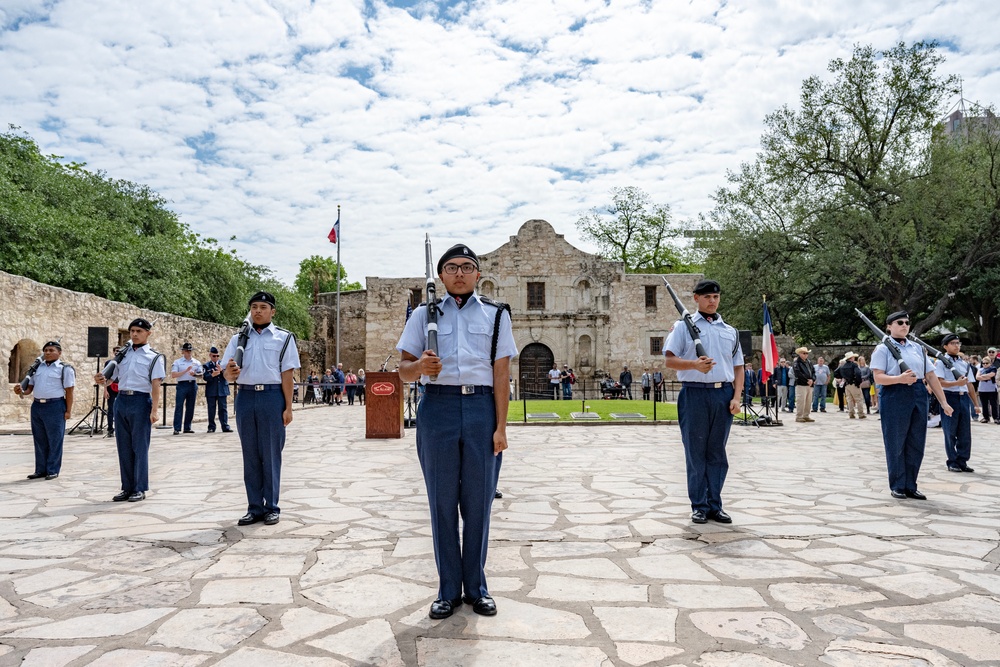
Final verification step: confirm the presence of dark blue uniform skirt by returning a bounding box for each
[878,381,928,493]
[416,391,500,601]
[31,398,66,476]
[940,392,972,467]
[235,387,285,516]
[114,393,152,493]
[677,385,733,513]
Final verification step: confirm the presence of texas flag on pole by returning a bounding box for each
[761,300,779,382]
[327,209,340,244]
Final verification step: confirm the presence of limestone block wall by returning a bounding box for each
[364,277,427,372]
[312,290,367,373]
[1,271,237,426]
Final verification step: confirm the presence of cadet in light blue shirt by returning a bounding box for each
[170,342,203,435]
[397,243,515,622]
[870,311,951,500]
[664,279,744,527]
[13,340,75,480]
[95,317,166,503]
[934,334,980,473]
[223,291,300,527]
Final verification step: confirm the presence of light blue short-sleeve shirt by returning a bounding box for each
[870,338,931,379]
[935,357,975,393]
[221,323,301,385]
[171,357,203,382]
[397,292,516,387]
[29,360,75,399]
[664,313,744,383]
[112,344,166,393]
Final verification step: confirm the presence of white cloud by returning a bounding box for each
[1,0,998,286]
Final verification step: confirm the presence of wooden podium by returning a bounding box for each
[365,372,405,439]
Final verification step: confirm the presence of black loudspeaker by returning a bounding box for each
[87,327,109,358]
[739,330,753,357]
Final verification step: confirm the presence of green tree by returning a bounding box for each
[293,255,362,303]
[704,42,1000,340]
[0,127,311,339]
[576,186,697,273]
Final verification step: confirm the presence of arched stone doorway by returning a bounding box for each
[8,339,40,384]
[519,342,554,399]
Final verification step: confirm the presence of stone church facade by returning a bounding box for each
[313,220,704,394]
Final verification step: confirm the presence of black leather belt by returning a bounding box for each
[34,397,64,404]
[119,390,150,396]
[238,384,282,392]
[681,382,733,389]
[425,384,493,395]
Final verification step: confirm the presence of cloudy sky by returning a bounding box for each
[2,0,998,284]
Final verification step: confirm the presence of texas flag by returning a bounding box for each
[327,209,340,244]
[761,301,779,382]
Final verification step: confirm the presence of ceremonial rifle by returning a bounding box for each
[18,337,61,394]
[233,311,252,368]
[907,334,963,380]
[425,234,439,381]
[855,309,910,373]
[661,277,708,358]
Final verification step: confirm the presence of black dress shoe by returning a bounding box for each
[238,513,261,526]
[207,428,215,433]
[890,490,906,499]
[45,473,59,480]
[463,595,497,616]
[429,597,463,619]
[691,510,708,524]
[172,431,180,436]
[947,465,964,472]
[183,429,195,434]
[905,490,927,500]
[27,473,45,479]
[961,465,975,472]
[128,491,145,502]
[494,490,503,499]
[263,512,280,525]
[112,491,131,502]
[708,509,732,524]
[222,427,233,433]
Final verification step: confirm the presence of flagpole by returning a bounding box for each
[336,204,341,366]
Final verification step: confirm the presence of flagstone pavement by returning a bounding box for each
[0,406,998,666]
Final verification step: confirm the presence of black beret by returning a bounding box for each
[693,279,721,295]
[885,310,909,325]
[129,318,153,330]
[437,244,479,274]
[181,342,193,351]
[941,334,960,345]
[248,291,276,307]
[209,346,219,354]
[43,340,61,350]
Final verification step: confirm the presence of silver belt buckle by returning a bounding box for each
[37,398,48,403]
[461,384,475,395]
[713,382,722,389]
[254,384,265,391]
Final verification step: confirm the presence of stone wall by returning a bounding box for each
[311,290,367,373]
[1,271,239,426]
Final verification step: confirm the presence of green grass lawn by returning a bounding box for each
[507,399,678,422]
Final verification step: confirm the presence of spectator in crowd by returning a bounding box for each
[785,359,797,413]
[839,352,865,419]
[306,370,320,404]
[976,348,998,423]
[774,358,790,412]
[104,345,121,438]
[548,363,561,399]
[758,362,776,408]
[641,367,652,400]
[857,355,874,414]
[357,369,366,405]
[333,363,346,405]
[652,367,664,402]
[832,360,847,412]
[561,364,573,399]
[793,347,816,422]
[345,368,358,405]
[567,368,577,398]
[169,342,202,435]
[619,365,633,400]
[321,368,334,405]
[743,360,757,406]
[968,354,982,420]
[812,356,831,413]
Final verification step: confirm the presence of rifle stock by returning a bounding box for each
[661,277,708,358]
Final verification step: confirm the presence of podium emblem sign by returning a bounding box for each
[371,382,395,396]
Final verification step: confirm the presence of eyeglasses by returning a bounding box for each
[442,263,478,275]
[210,354,219,357]
[894,320,910,326]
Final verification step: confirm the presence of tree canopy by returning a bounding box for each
[577,186,699,273]
[0,127,311,339]
[703,42,1000,344]
[294,255,363,304]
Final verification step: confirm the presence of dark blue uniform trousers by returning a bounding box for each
[235,387,285,516]
[941,392,972,467]
[207,395,230,430]
[878,381,928,493]
[31,398,66,476]
[416,391,500,601]
[678,385,733,513]
[114,393,152,493]
[173,381,197,431]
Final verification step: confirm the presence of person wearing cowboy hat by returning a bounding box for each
[792,346,816,423]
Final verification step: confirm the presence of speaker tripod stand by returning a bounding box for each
[69,357,108,437]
